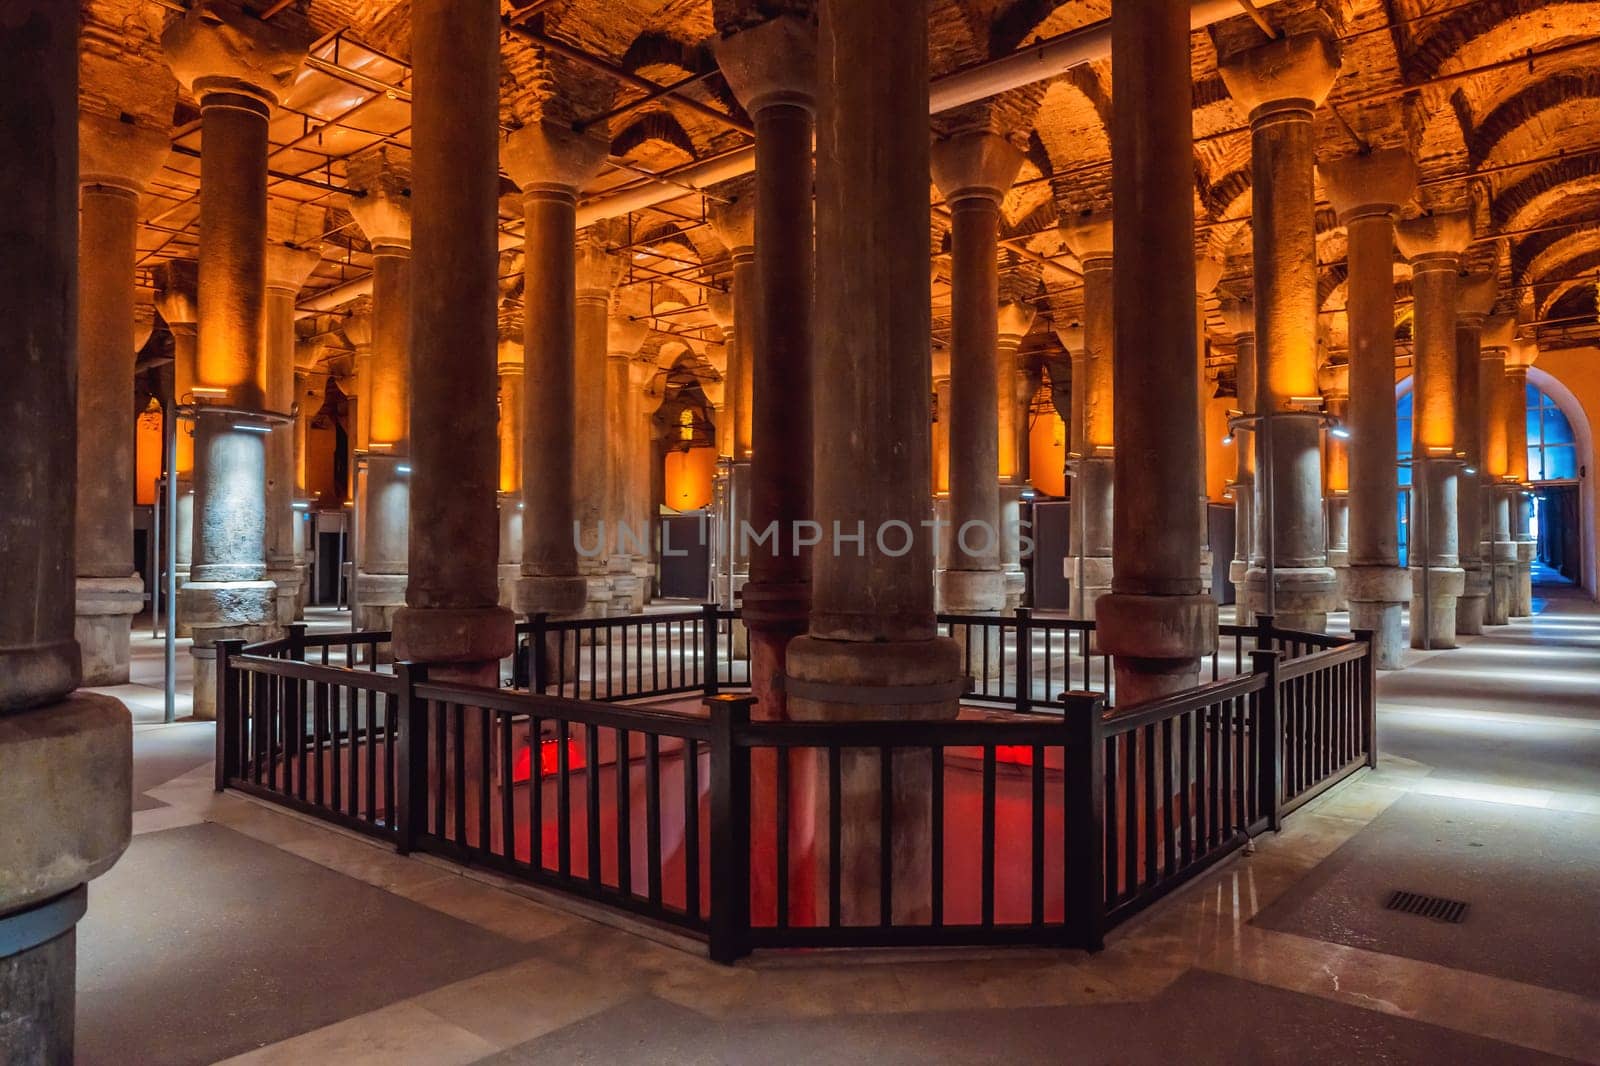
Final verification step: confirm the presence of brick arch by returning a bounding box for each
[1404,0,1596,83]
[1493,153,1600,230]
[1318,265,1349,310]
[989,0,1109,56]
[1517,225,1600,287]
[1204,167,1252,222]
[612,111,697,161]
[1535,246,1600,316]
[1468,72,1600,167]
[1546,277,1599,321]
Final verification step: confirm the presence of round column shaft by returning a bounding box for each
[153,262,199,630]
[263,242,320,626]
[1396,211,1472,649]
[1060,215,1115,622]
[1095,0,1217,703]
[1221,299,1257,622]
[1220,32,1342,633]
[1504,341,1536,617]
[574,240,622,617]
[1479,315,1515,624]
[605,314,650,612]
[1455,275,1496,634]
[1320,360,1351,611]
[391,0,514,684]
[931,349,952,496]
[997,301,1036,610]
[75,114,169,684]
[1195,258,1224,594]
[497,335,525,611]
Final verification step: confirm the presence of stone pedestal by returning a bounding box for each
[1325,494,1350,610]
[1347,564,1410,668]
[74,577,145,686]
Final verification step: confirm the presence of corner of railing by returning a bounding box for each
[214,638,247,792]
[1013,606,1033,713]
[705,693,753,964]
[394,661,429,855]
[702,601,721,697]
[1254,612,1276,653]
[1249,647,1283,830]
[528,612,549,693]
[1061,690,1105,950]
[285,622,307,662]
[1351,626,1378,768]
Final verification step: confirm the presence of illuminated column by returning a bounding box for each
[1505,338,1536,617]
[497,330,525,611]
[931,130,1022,625]
[1221,298,1257,622]
[633,365,666,600]
[716,17,817,721]
[705,291,748,614]
[998,301,1036,609]
[1194,258,1224,594]
[262,214,321,626]
[1454,274,1496,634]
[574,237,623,617]
[1319,358,1350,610]
[74,113,169,684]
[1320,149,1412,666]
[391,0,514,685]
[1479,315,1514,624]
[1396,211,1471,649]
[345,149,413,633]
[153,261,199,614]
[1220,33,1341,632]
[707,196,755,465]
[292,368,311,613]
[606,310,650,612]
[931,347,952,496]
[1059,213,1114,620]
[0,6,132,1053]
[502,123,607,627]
[164,7,306,718]
[1096,0,1217,702]
[787,0,962,925]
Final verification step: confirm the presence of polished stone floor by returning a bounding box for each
[79,584,1600,1064]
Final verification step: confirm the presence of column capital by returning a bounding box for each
[706,289,735,331]
[1195,256,1225,297]
[346,146,413,252]
[709,192,756,255]
[1318,358,1349,400]
[1059,211,1113,264]
[701,378,727,409]
[930,130,1024,207]
[1395,211,1472,269]
[608,314,650,358]
[497,334,524,373]
[1318,148,1416,222]
[161,2,306,111]
[1218,32,1341,118]
[1481,313,1516,353]
[575,239,623,298]
[996,301,1036,342]
[501,120,608,199]
[713,15,817,116]
[152,259,199,333]
[1457,273,1497,326]
[1220,296,1254,339]
[341,310,374,351]
[79,112,169,196]
[1505,336,1538,371]
[1054,324,1084,353]
[264,244,321,295]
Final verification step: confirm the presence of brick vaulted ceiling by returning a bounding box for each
[93,0,1600,396]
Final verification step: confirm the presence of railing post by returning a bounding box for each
[1062,691,1105,950]
[1254,612,1275,655]
[1250,649,1283,831]
[1352,627,1378,768]
[706,694,753,964]
[703,601,721,697]
[214,639,246,791]
[530,612,549,693]
[285,621,307,661]
[512,625,528,689]
[1013,606,1032,713]
[394,662,429,855]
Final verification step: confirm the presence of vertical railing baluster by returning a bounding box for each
[684,738,700,920]
[557,718,571,877]
[1014,607,1031,713]
[1030,742,1045,928]
[879,746,894,928]
[1064,692,1105,950]
[617,727,632,896]
[707,696,752,963]
[500,710,514,859]
[586,723,601,885]
[828,746,842,928]
[776,745,791,928]
[645,732,662,905]
[529,716,544,870]
[931,745,945,928]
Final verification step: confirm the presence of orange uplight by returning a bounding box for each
[664,445,716,511]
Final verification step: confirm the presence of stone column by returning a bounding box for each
[1319,359,1350,610]
[497,332,525,612]
[347,149,413,633]
[716,17,817,722]
[0,4,132,1055]
[705,291,748,614]
[153,260,199,619]
[391,0,514,685]
[931,347,952,496]
[74,114,169,684]
[1220,33,1341,632]
[1396,211,1471,649]
[1059,214,1115,620]
[292,368,311,614]
[1455,274,1496,634]
[1320,150,1412,665]
[164,7,306,718]
[1195,257,1224,595]
[574,237,623,617]
[998,301,1036,609]
[606,311,650,612]
[707,198,755,466]
[262,218,321,626]
[502,123,607,628]
[1096,0,1217,703]
[1479,315,1515,624]
[633,364,666,600]
[787,0,962,925]
[931,131,1022,627]
[1505,338,1536,617]
[1221,298,1257,622]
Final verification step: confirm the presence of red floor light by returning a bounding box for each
[512,737,586,783]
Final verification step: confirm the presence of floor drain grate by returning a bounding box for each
[1385,890,1469,923]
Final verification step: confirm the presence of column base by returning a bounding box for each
[392,604,515,669]
[1514,541,1535,617]
[1199,546,1213,596]
[743,579,809,722]
[1241,565,1338,633]
[1346,564,1409,669]
[1064,554,1113,621]
[74,574,144,686]
[632,559,655,609]
[353,571,408,651]
[786,633,965,721]
[1002,566,1026,612]
[1409,566,1466,650]
[266,564,300,627]
[181,580,278,720]
[1485,543,1516,625]
[1326,548,1350,612]
[515,574,588,619]
[1457,564,1489,636]
[1227,559,1253,625]
[498,563,521,613]
[172,566,192,638]
[1094,593,1218,707]
[583,573,614,620]
[0,691,131,1063]
[935,569,1004,681]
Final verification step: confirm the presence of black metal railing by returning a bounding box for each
[217,625,1376,963]
[512,605,725,701]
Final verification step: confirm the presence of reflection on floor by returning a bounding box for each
[80,586,1600,1064]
